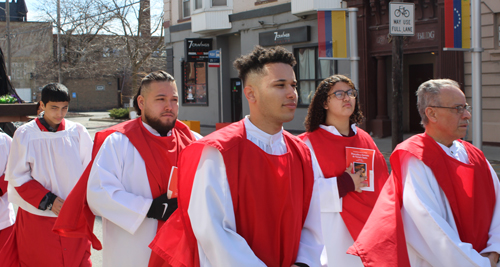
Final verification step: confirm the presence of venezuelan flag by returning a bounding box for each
[444,0,471,49]
[318,11,347,58]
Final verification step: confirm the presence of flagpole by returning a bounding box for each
[348,8,359,90]
[219,48,223,123]
[471,0,482,149]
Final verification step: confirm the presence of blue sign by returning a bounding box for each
[208,50,220,58]
[208,50,220,67]
[72,92,77,98]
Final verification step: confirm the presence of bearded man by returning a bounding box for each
[53,71,201,267]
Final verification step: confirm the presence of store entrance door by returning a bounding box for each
[230,78,243,122]
[408,63,433,132]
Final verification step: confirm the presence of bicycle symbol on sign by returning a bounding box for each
[394,6,410,17]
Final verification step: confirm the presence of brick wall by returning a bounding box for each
[64,77,120,111]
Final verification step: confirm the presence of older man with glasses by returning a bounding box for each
[349,79,500,267]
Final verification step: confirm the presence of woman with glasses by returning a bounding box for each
[300,75,389,266]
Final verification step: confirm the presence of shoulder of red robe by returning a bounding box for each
[194,120,245,152]
[52,118,141,250]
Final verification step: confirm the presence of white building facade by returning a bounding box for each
[163,0,351,131]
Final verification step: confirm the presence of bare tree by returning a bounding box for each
[34,0,166,105]
[103,0,165,103]
[34,0,117,80]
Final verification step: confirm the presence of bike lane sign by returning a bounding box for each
[389,2,415,36]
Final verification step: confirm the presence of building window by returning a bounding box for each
[182,0,191,18]
[295,47,337,106]
[195,0,202,10]
[212,0,226,6]
[255,0,277,6]
[182,62,208,105]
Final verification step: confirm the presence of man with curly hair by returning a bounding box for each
[150,45,323,267]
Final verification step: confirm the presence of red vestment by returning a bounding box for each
[0,118,92,267]
[302,127,389,240]
[53,118,195,257]
[0,174,13,251]
[347,133,495,266]
[149,120,314,267]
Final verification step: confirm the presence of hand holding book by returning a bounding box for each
[345,163,368,193]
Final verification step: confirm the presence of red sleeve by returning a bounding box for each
[15,180,50,208]
[0,174,6,196]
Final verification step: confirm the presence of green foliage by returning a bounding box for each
[108,108,129,119]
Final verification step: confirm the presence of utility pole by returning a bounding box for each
[57,0,61,83]
[6,0,11,77]
[389,2,415,150]
[391,35,403,150]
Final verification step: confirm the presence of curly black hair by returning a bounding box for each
[233,45,296,85]
[304,74,364,132]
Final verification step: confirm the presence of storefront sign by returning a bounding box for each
[259,26,310,46]
[185,38,212,62]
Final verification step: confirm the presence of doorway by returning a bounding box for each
[230,78,242,122]
[408,64,433,132]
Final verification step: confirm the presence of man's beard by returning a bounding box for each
[143,112,176,137]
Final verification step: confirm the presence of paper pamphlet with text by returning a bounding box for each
[346,147,375,192]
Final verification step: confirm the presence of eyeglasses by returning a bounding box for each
[328,89,358,100]
[429,104,472,114]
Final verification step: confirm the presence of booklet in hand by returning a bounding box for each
[346,147,375,192]
[167,166,178,199]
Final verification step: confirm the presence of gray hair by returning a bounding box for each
[416,79,460,126]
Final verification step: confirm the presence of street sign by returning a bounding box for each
[208,50,220,68]
[389,3,415,36]
[72,92,76,98]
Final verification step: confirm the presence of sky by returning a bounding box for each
[22,0,165,35]
[25,1,45,21]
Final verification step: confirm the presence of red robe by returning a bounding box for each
[347,133,496,266]
[0,118,92,267]
[149,120,314,267]
[0,175,13,254]
[302,127,389,240]
[53,118,195,254]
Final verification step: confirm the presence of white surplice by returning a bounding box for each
[87,122,201,267]
[302,124,364,267]
[6,119,92,217]
[401,139,500,267]
[188,116,324,267]
[0,132,14,230]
